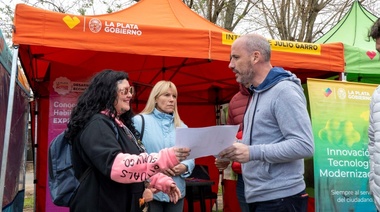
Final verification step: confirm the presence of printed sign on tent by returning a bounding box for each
[46,75,87,212]
[307,78,377,212]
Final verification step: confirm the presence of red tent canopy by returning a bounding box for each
[13,1,344,105]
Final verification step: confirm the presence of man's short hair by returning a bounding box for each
[369,18,380,40]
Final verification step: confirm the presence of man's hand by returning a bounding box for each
[218,143,250,163]
[215,158,230,171]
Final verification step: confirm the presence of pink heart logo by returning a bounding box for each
[366,51,377,60]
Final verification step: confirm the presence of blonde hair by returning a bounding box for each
[140,80,182,127]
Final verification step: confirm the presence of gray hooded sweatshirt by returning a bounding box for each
[242,67,314,203]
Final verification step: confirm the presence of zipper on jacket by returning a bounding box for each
[249,94,259,145]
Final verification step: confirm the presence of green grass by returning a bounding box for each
[23,196,34,210]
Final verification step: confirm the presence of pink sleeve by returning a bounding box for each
[110,147,178,183]
[149,173,175,193]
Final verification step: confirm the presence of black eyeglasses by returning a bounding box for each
[118,86,135,95]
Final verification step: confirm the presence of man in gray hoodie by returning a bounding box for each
[219,34,314,212]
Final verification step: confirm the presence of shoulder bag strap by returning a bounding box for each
[139,114,145,141]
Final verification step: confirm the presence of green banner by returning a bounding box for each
[307,78,377,212]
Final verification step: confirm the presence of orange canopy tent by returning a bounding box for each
[12,0,344,211]
[12,1,344,104]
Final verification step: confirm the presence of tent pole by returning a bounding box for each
[340,72,347,81]
[33,100,38,211]
[0,45,19,209]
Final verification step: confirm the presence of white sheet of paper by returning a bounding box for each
[175,125,239,159]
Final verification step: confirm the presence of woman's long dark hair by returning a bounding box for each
[66,69,139,140]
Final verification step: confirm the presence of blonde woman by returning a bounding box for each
[133,80,195,212]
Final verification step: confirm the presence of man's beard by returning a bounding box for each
[240,67,254,86]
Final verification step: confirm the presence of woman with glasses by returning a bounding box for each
[133,80,195,212]
[66,70,190,212]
